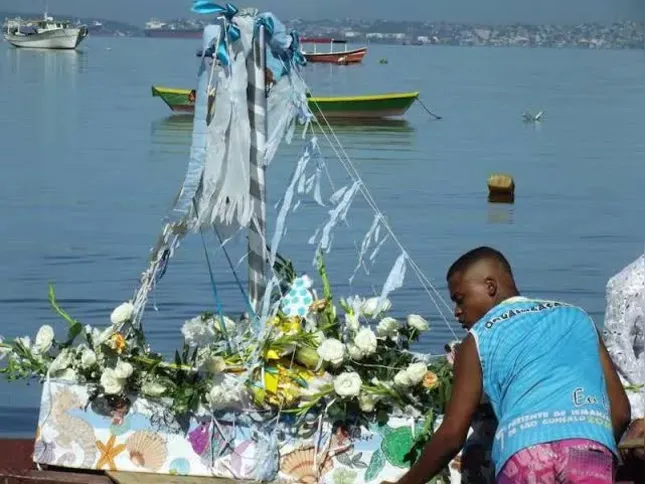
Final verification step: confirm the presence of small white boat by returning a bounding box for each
[2,13,88,50]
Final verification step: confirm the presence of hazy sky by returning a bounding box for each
[7,0,645,25]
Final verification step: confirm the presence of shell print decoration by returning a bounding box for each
[126,431,168,472]
[280,445,334,483]
[280,276,314,317]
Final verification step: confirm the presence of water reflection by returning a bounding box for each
[486,202,514,224]
[4,46,85,79]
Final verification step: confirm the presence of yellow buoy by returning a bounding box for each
[487,173,515,203]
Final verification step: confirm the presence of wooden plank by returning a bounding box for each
[107,472,256,484]
[0,470,112,484]
[107,472,290,484]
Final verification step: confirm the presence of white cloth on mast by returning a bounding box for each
[196,16,255,231]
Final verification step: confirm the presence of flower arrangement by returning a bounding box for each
[0,254,454,450]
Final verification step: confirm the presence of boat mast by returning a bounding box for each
[246,23,268,313]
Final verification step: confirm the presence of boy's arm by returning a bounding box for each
[392,334,482,484]
[598,335,631,442]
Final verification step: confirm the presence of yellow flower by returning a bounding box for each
[310,298,328,312]
[109,333,127,354]
[423,371,440,389]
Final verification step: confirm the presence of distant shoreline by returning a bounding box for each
[2,11,643,49]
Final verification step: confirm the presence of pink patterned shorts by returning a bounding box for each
[498,439,614,483]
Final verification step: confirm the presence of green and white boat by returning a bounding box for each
[151,85,419,119]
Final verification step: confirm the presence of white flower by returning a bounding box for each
[361,297,391,318]
[317,338,345,366]
[110,301,134,325]
[96,327,114,345]
[407,314,430,332]
[212,316,236,335]
[0,337,9,361]
[114,360,133,379]
[345,313,360,332]
[358,392,378,412]
[377,317,399,338]
[394,370,412,387]
[347,345,364,361]
[181,316,216,348]
[354,327,377,356]
[207,373,248,409]
[80,348,97,368]
[33,325,55,354]
[333,372,362,398]
[405,362,428,385]
[48,349,73,375]
[101,368,125,395]
[141,381,166,397]
[202,356,226,374]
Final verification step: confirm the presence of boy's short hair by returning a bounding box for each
[446,246,513,280]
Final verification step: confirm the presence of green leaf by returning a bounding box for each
[48,284,77,327]
[65,322,83,345]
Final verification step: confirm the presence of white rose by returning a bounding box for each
[110,301,134,325]
[80,348,97,368]
[181,316,216,347]
[407,314,430,332]
[358,392,378,412]
[354,327,377,356]
[317,338,345,366]
[405,362,428,385]
[101,368,125,395]
[203,356,226,374]
[141,381,166,397]
[345,313,360,332]
[33,325,55,354]
[361,297,391,318]
[347,345,364,361]
[377,317,399,338]
[97,327,114,345]
[48,348,73,375]
[394,369,412,387]
[114,360,133,379]
[333,372,362,398]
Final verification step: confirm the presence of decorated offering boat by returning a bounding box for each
[0,2,495,483]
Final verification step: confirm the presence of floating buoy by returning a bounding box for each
[487,173,515,204]
[379,57,388,64]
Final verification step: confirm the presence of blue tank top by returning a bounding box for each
[470,296,617,474]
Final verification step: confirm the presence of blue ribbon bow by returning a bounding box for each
[289,30,307,67]
[192,2,240,66]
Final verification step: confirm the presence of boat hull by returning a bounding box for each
[303,46,367,64]
[151,86,418,120]
[3,27,88,49]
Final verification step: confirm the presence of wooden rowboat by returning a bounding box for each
[151,86,419,120]
[300,38,367,65]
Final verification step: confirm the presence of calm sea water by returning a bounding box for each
[0,36,644,435]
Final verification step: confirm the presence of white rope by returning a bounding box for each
[296,69,460,339]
